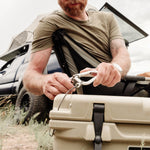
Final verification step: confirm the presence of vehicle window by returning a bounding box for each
[8,31,32,51]
[100,3,148,43]
[0,58,15,71]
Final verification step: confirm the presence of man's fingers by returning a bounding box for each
[102,69,121,87]
[102,71,113,86]
[52,81,69,93]
[55,74,74,90]
[42,72,75,100]
[80,67,96,73]
[93,62,121,87]
[44,89,55,100]
[93,65,105,87]
[107,73,121,87]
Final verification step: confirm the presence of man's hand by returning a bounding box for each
[42,72,74,100]
[80,62,121,87]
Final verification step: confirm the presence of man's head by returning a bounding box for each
[58,0,87,17]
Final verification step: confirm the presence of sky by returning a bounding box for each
[0,0,150,74]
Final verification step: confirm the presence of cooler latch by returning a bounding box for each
[93,104,104,150]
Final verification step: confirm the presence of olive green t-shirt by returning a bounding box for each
[32,10,123,62]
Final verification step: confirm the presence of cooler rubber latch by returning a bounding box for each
[93,104,104,150]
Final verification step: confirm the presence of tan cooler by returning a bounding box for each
[49,94,150,150]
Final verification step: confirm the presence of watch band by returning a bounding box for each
[112,63,123,73]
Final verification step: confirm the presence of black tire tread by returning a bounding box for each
[15,87,53,124]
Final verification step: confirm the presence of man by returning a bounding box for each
[23,0,131,100]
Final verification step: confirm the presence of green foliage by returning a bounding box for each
[28,120,53,150]
[0,96,53,150]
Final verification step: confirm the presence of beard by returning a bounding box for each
[59,0,87,16]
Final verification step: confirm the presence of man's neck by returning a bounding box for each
[64,10,88,21]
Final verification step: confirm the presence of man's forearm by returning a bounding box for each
[23,69,44,95]
[110,39,131,76]
[111,48,131,76]
[111,47,131,77]
[23,48,52,95]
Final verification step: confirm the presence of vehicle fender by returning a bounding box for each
[16,77,23,94]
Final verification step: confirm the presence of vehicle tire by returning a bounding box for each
[14,87,53,124]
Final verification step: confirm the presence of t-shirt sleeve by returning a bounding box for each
[108,13,123,42]
[31,18,58,53]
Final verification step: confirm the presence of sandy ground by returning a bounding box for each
[0,96,52,150]
[0,126,38,150]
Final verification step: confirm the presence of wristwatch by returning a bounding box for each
[112,63,123,74]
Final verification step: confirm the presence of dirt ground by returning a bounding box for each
[0,96,52,150]
[0,126,38,150]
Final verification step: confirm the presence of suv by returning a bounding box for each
[0,40,61,123]
[0,3,148,123]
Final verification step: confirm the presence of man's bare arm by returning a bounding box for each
[23,48,74,100]
[110,39,131,76]
[81,39,131,87]
[23,48,52,95]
